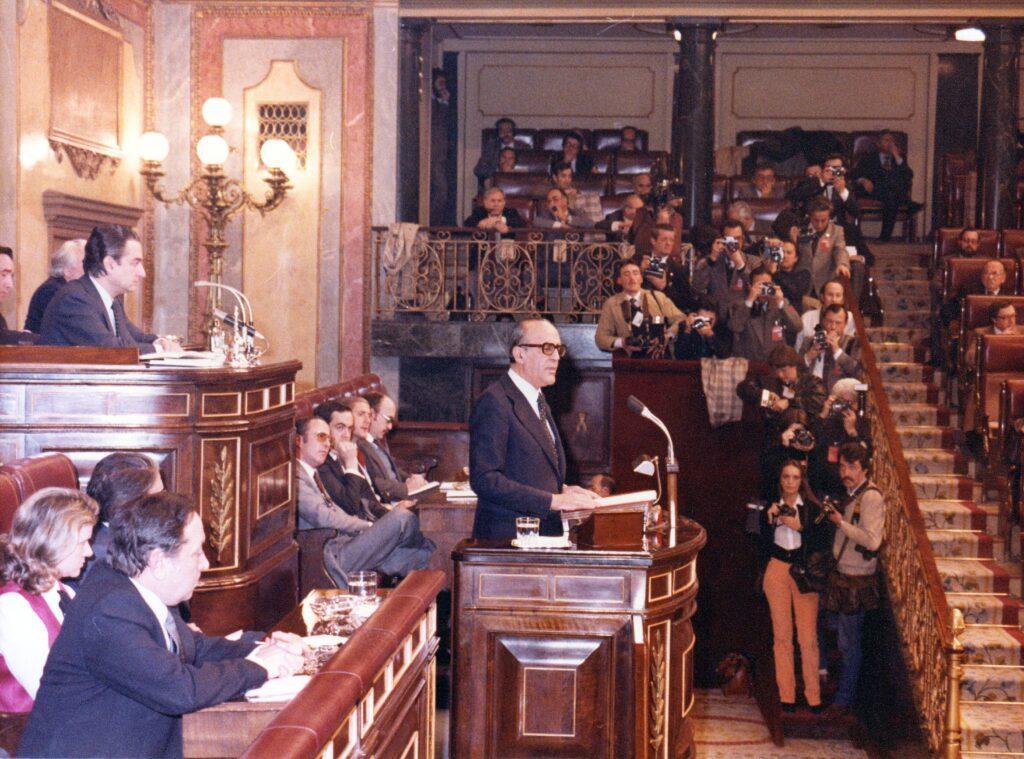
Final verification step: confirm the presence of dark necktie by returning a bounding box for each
[882,155,892,170]
[536,394,559,463]
[112,299,128,341]
[312,470,334,505]
[163,609,182,655]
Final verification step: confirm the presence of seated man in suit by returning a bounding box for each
[736,165,786,200]
[797,196,851,298]
[788,154,871,264]
[534,187,591,232]
[463,187,527,239]
[850,131,920,242]
[470,318,599,538]
[797,304,862,392]
[940,259,1010,326]
[294,416,433,586]
[727,267,803,362]
[595,260,685,355]
[24,238,86,333]
[38,224,181,355]
[964,301,1024,368]
[351,392,428,503]
[550,162,602,226]
[474,117,518,191]
[19,491,303,759]
[596,193,644,241]
[549,131,592,177]
[618,125,639,153]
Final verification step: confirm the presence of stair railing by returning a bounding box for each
[847,283,960,756]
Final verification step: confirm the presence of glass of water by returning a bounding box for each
[347,571,378,599]
[515,516,541,544]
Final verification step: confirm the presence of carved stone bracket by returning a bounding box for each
[49,138,120,180]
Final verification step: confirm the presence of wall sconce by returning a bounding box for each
[138,97,295,346]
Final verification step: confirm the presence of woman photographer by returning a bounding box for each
[0,488,98,711]
[760,460,827,713]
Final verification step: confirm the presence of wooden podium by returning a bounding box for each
[451,519,706,759]
[0,348,301,633]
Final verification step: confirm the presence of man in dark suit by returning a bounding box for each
[470,319,599,539]
[20,492,303,759]
[549,131,593,177]
[849,132,919,242]
[24,238,86,332]
[38,224,181,354]
[473,117,519,191]
[940,259,1010,325]
[796,304,862,393]
[0,246,13,342]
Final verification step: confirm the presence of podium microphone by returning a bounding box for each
[626,394,679,538]
[212,308,265,340]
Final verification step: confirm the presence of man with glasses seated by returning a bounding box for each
[470,319,600,539]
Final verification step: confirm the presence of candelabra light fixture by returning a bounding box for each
[137,96,296,346]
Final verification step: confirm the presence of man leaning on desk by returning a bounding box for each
[469,319,600,539]
[38,224,181,355]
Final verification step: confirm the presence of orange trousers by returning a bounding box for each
[763,557,821,706]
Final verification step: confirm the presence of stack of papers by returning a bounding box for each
[442,482,476,501]
[244,675,311,702]
[142,351,226,368]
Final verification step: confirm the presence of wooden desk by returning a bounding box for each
[189,569,444,759]
[0,355,301,633]
[451,523,706,759]
[417,491,476,589]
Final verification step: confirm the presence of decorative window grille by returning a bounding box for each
[257,103,308,168]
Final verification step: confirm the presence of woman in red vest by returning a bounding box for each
[0,487,98,712]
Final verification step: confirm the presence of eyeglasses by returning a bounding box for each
[312,432,330,442]
[517,342,567,358]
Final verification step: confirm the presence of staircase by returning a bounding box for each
[867,242,1024,757]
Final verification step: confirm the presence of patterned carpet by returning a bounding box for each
[868,242,1024,757]
[691,690,867,758]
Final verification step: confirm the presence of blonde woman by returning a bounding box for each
[0,488,98,711]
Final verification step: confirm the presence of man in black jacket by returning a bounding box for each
[20,492,303,759]
[25,238,86,332]
[850,132,919,242]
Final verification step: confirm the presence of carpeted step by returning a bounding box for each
[883,381,941,405]
[886,308,932,329]
[947,592,1024,626]
[866,326,929,345]
[927,529,997,559]
[872,342,926,363]
[899,426,962,449]
[874,265,929,281]
[912,473,981,501]
[904,449,971,476]
[962,663,1024,702]
[961,625,1024,666]
[921,500,998,532]
[961,701,1024,753]
[880,294,932,312]
[891,403,953,427]
[937,557,1021,595]
[877,362,937,383]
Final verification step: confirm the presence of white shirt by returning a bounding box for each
[507,367,543,419]
[800,308,855,343]
[807,344,844,379]
[90,275,117,334]
[774,497,803,550]
[129,577,174,651]
[613,292,646,349]
[0,584,67,698]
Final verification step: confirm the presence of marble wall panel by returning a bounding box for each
[372,3,398,226]
[0,0,18,328]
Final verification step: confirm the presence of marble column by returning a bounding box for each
[672,25,716,229]
[398,20,426,223]
[976,25,1021,230]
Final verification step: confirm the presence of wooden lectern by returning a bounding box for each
[451,517,706,759]
[0,347,300,633]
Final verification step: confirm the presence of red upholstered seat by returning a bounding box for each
[745,198,791,229]
[0,475,21,534]
[504,196,534,226]
[536,129,593,151]
[480,128,535,151]
[976,334,1024,430]
[590,151,615,174]
[293,374,383,420]
[608,174,636,196]
[512,150,554,174]
[614,152,667,176]
[934,227,1000,264]
[575,175,608,195]
[592,129,649,152]
[0,453,79,533]
[491,172,551,199]
[960,295,1024,334]
[1002,229,1024,258]
[943,257,1020,300]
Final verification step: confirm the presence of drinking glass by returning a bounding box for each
[347,571,378,599]
[515,516,541,544]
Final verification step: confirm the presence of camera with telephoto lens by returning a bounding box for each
[791,425,815,449]
[759,282,777,298]
[723,236,740,254]
[813,324,829,350]
[830,399,853,416]
[816,495,840,524]
[691,315,712,331]
[649,178,687,211]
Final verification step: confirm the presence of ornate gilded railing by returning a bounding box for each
[849,288,961,756]
[371,226,690,321]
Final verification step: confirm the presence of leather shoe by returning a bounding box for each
[781,702,797,714]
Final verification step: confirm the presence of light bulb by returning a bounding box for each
[138,131,170,163]
[673,28,682,42]
[196,134,229,166]
[954,26,985,42]
[201,97,233,128]
[260,138,296,173]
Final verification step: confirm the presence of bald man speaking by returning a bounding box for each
[469,319,599,539]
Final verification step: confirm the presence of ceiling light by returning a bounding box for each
[673,27,682,42]
[954,26,985,42]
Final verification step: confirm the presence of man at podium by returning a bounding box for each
[469,319,598,539]
[38,225,180,355]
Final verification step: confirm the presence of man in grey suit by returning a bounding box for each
[353,393,428,503]
[727,267,803,362]
[294,416,434,586]
[797,196,851,298]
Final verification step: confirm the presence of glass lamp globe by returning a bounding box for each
[138,131,170,163]
[196,134,230,166]
[201,98,233,128]
[260,139,297,173]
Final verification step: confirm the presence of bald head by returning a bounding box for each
[982,260,1007,293]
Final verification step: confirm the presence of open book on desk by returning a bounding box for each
[406,481,440,500]
[562,489,657,522]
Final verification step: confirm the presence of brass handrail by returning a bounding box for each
[847,284,956,755]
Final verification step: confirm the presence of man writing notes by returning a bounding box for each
[470,319,599,539]
[38,224,181,354]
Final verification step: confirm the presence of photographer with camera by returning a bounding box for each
[797,197,851,299]
[809,378,870,499]
[595,260,684,356]
[675,296,729,360]
[789,154,873,266]
[727,267,802,362]
[764,239,811,310]
[822,443,885,719]
[759,460,829,714]
[549,162,602,226]
[693,221,762,317]
[640,224,697,313]
[737,344,827,497]
[798,304,862,392]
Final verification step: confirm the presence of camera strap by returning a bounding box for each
[835,482,881,564]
